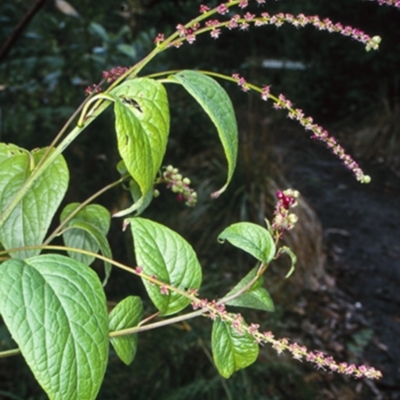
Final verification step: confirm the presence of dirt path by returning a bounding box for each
[284,134,400,399]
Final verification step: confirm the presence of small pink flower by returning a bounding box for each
[199,4,210,13]
[154,33,165,44]
[244,12,255,20]
[205,19,220,27]
[261,85,270,101]
[248,323,259,335]
[186,34,196,44]
[210,28,221,39]
[217,4,229,15]
[176,24,187,37]
[160,286,169,295]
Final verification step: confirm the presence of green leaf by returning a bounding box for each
[109,296,143,365]
[212,318,259,379]
[0,145,69,258]
[170,70,238,198]
[117,43,137,59]
[128,217,202,316]
[110,79,170,217]
[60,203,112,284]
[218,222,275,264]
[0,254,109,400]
[223,266,274,312]
[88,22,109,41]
[128,178,154,216]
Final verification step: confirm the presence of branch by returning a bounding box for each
[0,0,50,63]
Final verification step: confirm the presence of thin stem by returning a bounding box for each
[198,338,234,400]
[110,310,204,338]
[218,263,267,304]
[43,175,127,245]
[0,348,20,358]
[77,94,114,127]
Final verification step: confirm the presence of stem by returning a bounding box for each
[0,348,20,359]
[43,175,127,245]
[110,310,204,338]
[218,263,267,304]
[0,1,242,231]
[77,93,114,127]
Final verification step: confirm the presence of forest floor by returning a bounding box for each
[281,128,400,400]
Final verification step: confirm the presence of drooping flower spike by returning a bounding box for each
[155,1,382,52]
[227,72,371,183]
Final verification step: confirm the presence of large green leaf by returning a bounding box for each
[109,296,143,365]
[170,70,238,197]
[0,254,109,400]
[218,222,275,264]
[60,203,112,284]
[128,217,202,316]
[0,145,69,258]
[212,318,259,379]
[223,266,274,312]
[110,79,170,217]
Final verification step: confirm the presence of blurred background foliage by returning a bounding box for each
[0,0,399,399]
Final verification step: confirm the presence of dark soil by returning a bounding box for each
[283,130,400,399]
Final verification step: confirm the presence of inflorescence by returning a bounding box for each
[231,72,371,183]
[272,189,299,238]
[156,165,198,207]
[190,296,382,380]
[134,251,383,381]
[154,1,382,53]
[373,0,400,7]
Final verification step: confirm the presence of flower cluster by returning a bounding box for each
[133,267,382,380]
[190,296,382,380]
[232,72,370,182]
[176,22,201,44]
[84,83,102,96]
[160,165,198,207]
[162,2,381,52]
[272,189,299,238]
[253,13,380,51]
[373,0,400,8]
[102,66,129,83]
[232,73,250,92]
[272,94,371,183]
